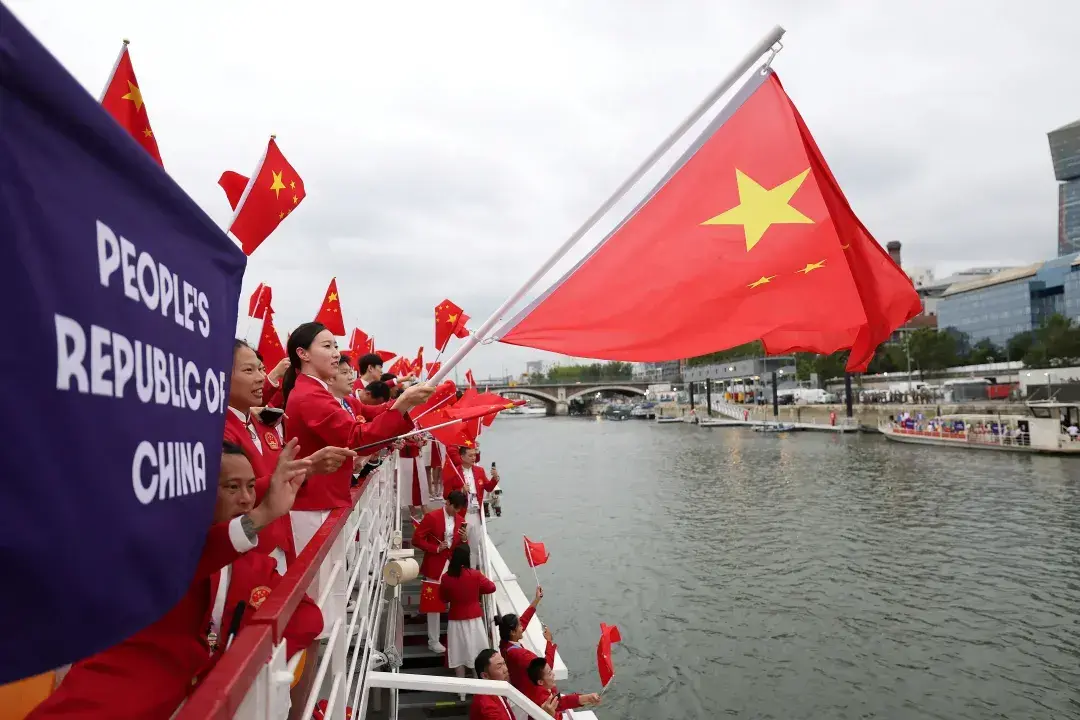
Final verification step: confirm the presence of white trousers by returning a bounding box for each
[466,508,483,570]
[428,611,441,646]
[290,509,343,638]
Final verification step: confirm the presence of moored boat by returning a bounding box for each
[879,402,1080,455]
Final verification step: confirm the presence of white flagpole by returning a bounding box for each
[98,39,129,102]
[429,25,785,385]
[599,675,615,697]
[350,419,463,452]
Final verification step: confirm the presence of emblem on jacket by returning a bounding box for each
[264,432,281,451]
[249,585,271,609]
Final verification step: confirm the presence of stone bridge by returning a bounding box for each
[478,380,651,415]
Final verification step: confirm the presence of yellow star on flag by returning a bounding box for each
[289,180,296,190]
[448,314,458,323]
[270,170,286,198]
[748,275,776,289]
[328,292,337,302]
[292,195,299,204]
[278,211,285,219]
[121,81,144,110]
[702,169,814,251]
[797,260,826,274]
[142,128,153,138]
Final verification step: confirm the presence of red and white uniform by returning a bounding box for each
[443,462,498,567]
[499,605,555,700]
[199,552,323,682]
[224,408,293,571]
[27,519,258,720]
[411,507,465,646]
[439,568,496,669]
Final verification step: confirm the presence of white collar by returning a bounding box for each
[302,372,330,391]
[227,406,249,423]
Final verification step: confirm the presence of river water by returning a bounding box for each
[483,417,1080,720]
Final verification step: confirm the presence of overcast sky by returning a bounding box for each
[10,1,1079,379]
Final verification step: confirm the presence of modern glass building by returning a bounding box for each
[1061,179,1080,256]
[1049,119,1080,255]
[937,253,1080,349]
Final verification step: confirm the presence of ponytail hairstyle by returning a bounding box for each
[446,544,470,577]
[282,321,328,406]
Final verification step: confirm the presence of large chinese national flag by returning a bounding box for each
[314,277,346,335]
[99,42,162,165]
[497,71,920,372]
[224,137,306,255]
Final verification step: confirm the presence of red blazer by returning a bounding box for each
[27,522,252,719]
[524,682,581,718]
[199,552,323,680]
[285,374,412,510]
[443,462,498,509]
[498,606,555,696]
[262,376,283,408]
[411,508,464,579]
[438,568,496,621]
[469,694,516,720]
[223,411,294,562]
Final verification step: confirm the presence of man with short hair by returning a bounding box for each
[471,650,557,719]
[356,353,384,388]
[411,491,468,654]
[28,440,311,719]
[443,447,498,568]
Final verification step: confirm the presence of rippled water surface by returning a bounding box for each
[483,417,1080,719]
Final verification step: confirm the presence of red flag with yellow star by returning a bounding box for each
[99,41,162,165]
[314,277,346,335]
[257,310,286,369]
[496,70,920,372]
[225,137,306,255]
[434,299,470,352]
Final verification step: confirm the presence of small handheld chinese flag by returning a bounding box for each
[100,41,162,165]
[415,408,472,448]
[465,369,476,389]
[524,537,549,567]
[223,137,307,255]
[425,362,442,379]
[257,311,286,369]
[597,622,621,688]
[376,350,396,363]
[248,283,272,319]
[434,299,470,352]
[314,278,346,335]
[409,380,458,420]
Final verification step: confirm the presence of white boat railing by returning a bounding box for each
[366,671,552,719]
[179,450,588,720]
[179,453,401,720]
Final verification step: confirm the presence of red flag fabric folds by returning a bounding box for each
[257,312,286,369]
[409,380,458,420]
[497,71,920,372]
[314,278,346,336]
[434,299,470,352]
[465,369,476,389]
[524,537,549,567]
[100,42,162,165]
[597,623,622,688]
[248,283,272,319]
[225,137,307,256]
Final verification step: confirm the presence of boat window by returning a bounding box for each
[1030,407,1052,419]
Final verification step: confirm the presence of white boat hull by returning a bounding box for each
[881,426,1080,455]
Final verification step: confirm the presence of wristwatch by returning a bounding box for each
[240,515,257,542]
